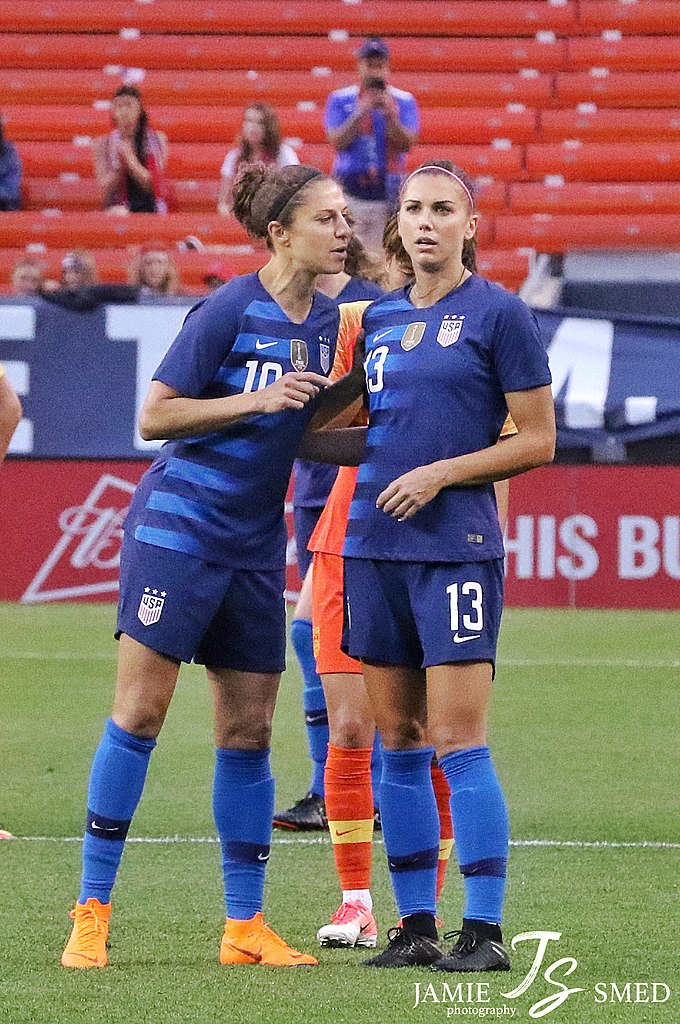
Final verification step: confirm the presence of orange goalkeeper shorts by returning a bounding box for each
[311,551,362,676]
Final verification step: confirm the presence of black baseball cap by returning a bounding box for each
[357,37,390,60]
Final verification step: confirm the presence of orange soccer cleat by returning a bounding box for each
[220,912,318,967]
[61,898,111,968]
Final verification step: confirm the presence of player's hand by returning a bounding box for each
[256,371,329,413]
[377,464,444,520]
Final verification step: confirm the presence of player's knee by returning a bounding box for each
[112,704,166,739]
[329,712,373,749]
[429,723,487,759]
[217,720,272,750]
[380,717,427,750]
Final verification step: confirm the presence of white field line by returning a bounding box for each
[5,836,680,850]
[3,651,680,669]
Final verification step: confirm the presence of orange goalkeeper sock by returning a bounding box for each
[325,744,374,892]
[432,759,454,900]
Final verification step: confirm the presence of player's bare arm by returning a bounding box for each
[298,425,367,466]
[378,386,555,520]
[0,372,22,463]
[139,373,329,440]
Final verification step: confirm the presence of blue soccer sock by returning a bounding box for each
[370,731,383,810]
[380,747,439,918]
[439,746,509,925]
[79,718,156,904]
[213,747,275,921]
[291,618,328,797]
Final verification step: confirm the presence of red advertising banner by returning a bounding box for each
[1,461,678,608]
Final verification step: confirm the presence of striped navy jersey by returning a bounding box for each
[126,273,339,569]
[343,274,552,564]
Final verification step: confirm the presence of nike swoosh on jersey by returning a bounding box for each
[372,329,393,344]
[453,633,482,644]
[255,340,278,349]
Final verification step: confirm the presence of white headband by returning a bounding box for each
[403,165,474,210]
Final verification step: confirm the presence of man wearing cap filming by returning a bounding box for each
[325,37,419,251]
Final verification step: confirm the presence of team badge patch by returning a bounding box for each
[137,587,166,626]
[437,315,465,347]
[319,342,331,374]
[290,339,309,372]
[401,322,426,351]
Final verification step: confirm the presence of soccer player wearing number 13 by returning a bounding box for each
[341,161,555,970]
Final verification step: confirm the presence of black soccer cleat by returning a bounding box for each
[431,930,511,973]
[272,791,327,831]
[363,926,442,969]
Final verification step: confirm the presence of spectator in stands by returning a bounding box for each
[11,257,44,296]
[60,250,98,288]
[0,363,22,463]
[324,37,419,252]
[217,103,299,215]
[0,115,22,211]
[41,249,140,311]
[93,86,169,214]
[129,244,180,296]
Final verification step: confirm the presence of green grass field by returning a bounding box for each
[1,603,678,1024]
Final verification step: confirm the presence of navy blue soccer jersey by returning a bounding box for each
[343,275,552,564]
[125,273,339,570]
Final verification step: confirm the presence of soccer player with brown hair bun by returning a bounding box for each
[61,162,353,971]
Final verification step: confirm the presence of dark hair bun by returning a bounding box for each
[231,163,270,237]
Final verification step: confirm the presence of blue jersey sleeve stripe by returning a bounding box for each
[146,490,222,526]
[134,525,207,558]
[244,299,289,322]
[366,298,413,316]
[165,457,240,492]
[365,425,389,446]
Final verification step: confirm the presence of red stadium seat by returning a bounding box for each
[509,182,680,215]
[0,34,568,74]
[2,104,537,147]
[0,212,250,250]
[577,1,680,36]
[567,37,680,72]
[539,109,680,144]
[0,246,268,289]
[22,178,102,212]
[21,176,507,216]
[556,71,680,109]
[0,244,529,293]
[0,68,556,111]
[0,1,577,37]
[494,213,680,251]
[526,142,680,182]
[408,145,524,182]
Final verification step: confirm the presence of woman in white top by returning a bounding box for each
[217,103,299,215]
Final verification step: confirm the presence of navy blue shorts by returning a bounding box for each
[343,558,504,670]
[293,505,323,579]
[117,534,287,672]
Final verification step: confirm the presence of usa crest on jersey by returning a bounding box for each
[290,339,309,371]
[437,315,465,348]
[319,336,331,373]
[137,587,166,626]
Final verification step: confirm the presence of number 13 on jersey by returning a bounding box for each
[446,581,484,634]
